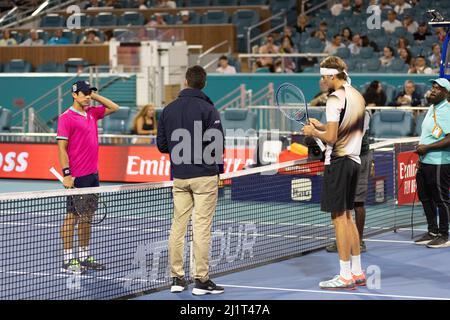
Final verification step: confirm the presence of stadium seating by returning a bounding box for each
[240,0,267,4]
[36,62,66,72]
[103,106,131,134]
[62,29,78,44]
[227,55,241,72]
[4,59,32,72]
[68,13,91,28]
[370,110,415,138]
[385,58,409,73]
[232,9,260,52]
[201,10,230,24]
[212,0,238,6]
[91,12,118,27]
[415,111,426,136]
[185,0,210,6]
[220,108,257,136]
[0,107,12,132]
[118,11,145,26]
[173,11,200,24]
[40,14,65,28]
[64,58,90,72]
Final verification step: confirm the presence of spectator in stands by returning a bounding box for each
[20,29,44,46]
[279,35,297,73]
[403,15,418,34]
[258,34,279,68]
[341,27,353,46]
[80,30,101,44]
[414,22,431,41]
[363,80,387,107]
[156,0,176,9]
[283,26,296,42]
[104,30,114,42]
[429,43,441,71]
[348,33,362,55]
[147,13,167,26]
[361,34,379,52]
[131,104,157,136]
[47,29,70,45]
[394,0,411,15]
[177,11,191,24]
[313,30,327,44]
[392,80,422,106]
[317,21,328,35]
[396,37,410,54]
[435,27,446,42]
[104,0,122,8]
[216,55,236,74]
[408,55,433,74]
[295,14,311,34]
[84,0,102,9]
[380,46,395,66]
[379,0,393,10]
[353,0,364,15]
[399,48,412,65]
[138,0,148,9]
[310,78,329,106]
[0,29,17,46]
[323,34,345,55]
[330,0,351,16]
[382,10,402,34]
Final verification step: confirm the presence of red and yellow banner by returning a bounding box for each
[397,151,420,205]
[0,143,255,183]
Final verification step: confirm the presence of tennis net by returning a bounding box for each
[0,138,425,300]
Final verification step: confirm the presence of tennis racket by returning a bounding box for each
[50,167,107,225]
[276,82,326,152]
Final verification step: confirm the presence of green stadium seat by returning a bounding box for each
[240,0,267,4]
[64,58,90,73]
[0,107,12,132]
[220,108,257,136]
[92,12,118,26]
[385,58,409,73]
[201,10,230,24]
[4,59,32,73]
[232,9,260,52]
[118,11,145,26]
[212,0,238,5]
[173,11,200,24]
[103,106,131,134]
[415,111,426,136]
[370,110,414,138]
[36,62,65,72]
[185,0,210,6]
[40,14,65,28]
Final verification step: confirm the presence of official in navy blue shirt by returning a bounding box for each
[157,65,225,295]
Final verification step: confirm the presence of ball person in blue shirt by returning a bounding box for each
[414,78,450,248]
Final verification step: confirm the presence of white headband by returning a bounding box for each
[320,68,352,85]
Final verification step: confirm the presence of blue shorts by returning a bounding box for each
[67,173,99,213]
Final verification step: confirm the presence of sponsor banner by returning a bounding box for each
[0,144,255,183]
[397,151,420,205]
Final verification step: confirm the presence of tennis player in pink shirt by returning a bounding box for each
[57,80,119,274]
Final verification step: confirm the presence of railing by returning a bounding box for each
[303,0,330,15]
[28,108,52,133]
[1,0,78,28]
[215,84,250,111]
[196,40,230,69]
[12,65,135,132]
[247,10,287,59]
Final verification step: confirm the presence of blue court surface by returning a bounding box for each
[135,229,450,301]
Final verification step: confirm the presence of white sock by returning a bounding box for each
[339,260,352,280]
[64,249,73,264]
[79,247,89,261]
[351,255,363,276]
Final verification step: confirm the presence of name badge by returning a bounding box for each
[432,125,443,139]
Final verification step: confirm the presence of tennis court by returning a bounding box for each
[2,138,444,300]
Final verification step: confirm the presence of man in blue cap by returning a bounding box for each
[414,78,450,248]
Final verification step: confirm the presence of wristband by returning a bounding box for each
[63,167,71,177]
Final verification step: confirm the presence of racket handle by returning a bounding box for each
[314,137,326,152]
[50,167,64,183]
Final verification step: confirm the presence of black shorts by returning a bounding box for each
[321,157,360,213]
[67,173,99,213]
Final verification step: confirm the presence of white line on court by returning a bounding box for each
[0,269,165,283]
[217,284,450,300]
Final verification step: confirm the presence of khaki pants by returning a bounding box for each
[169,175,219,282]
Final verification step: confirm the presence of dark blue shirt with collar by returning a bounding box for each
[157,88,225,179]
